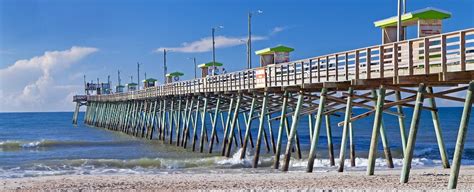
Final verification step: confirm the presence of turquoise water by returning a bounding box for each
[1,108,473,178]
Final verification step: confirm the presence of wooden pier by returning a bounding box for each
[74,28,474,189]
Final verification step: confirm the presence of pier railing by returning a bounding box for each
[89,28,474,102]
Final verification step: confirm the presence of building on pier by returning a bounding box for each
[165,72,184,83]
[126,82,138,92]
[142,78,158,88]
[198,62,223,77]
[374,7,451,43]
[116,84,125,93]
[255,45,294,66]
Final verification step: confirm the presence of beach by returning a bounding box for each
[2,166,474,191]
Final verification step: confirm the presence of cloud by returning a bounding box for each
[154,35,267,53]
[270,26,287,35]
[0,46,98,112]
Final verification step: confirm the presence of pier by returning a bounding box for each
[73,22,473,189]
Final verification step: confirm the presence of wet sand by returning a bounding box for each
[2,166,474,191]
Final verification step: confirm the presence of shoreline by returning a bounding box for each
[2,166,474,191]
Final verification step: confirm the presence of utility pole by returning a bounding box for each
[193,57,197,78]
[118,70,121,86]
[137,62,140,89]
[397,0,403,42]
[248,10,262,69]
[189,57,197,78]
[212,27,216,75]
[83,75,87,95]
[163,49,167,83]
[211,26,223,76]
[107,75,110,94]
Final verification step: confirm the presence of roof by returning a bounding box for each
[126,83,138,86]
[198,62,224,68]
[255,45,294,55]
[142,78,158,82]
[116,85,125,88]
[374,7,451,28]
[166,72,184,77]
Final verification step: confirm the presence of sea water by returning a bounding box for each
[1,108,474,178]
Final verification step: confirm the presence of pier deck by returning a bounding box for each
[74,28,474,189]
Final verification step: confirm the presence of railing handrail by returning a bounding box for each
[84,27,474,102]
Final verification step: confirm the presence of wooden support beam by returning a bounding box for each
[273,91,289,169]
[448,81,474,189]
[306,88,328,172]
[427,87,450,169]
[253,92,268,168]
[338,87,353,172]
[400,83,427,183]
[367,86,386,176]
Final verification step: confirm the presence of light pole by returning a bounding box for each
[137,62,140,89]
[248,10,263,69]
[212,25,224,75]
[397,0,402,42]
[163,49,167,84]
[188,57,197,78]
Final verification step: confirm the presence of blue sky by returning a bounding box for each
[0,0,473,112]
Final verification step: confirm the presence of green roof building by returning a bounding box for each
[374,7,451,43]
[255,45,294,66]
[198,62,223,77]
[142,78,158,88]
[166,72,184,83]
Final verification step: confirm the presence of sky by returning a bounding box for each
[0,0,473,112]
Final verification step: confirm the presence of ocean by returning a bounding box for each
[1,108,474,178]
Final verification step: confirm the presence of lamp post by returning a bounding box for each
[248,10,263,69]
[397,0,402,42]
[163,49,167,84]
[137,62,140,90]
[212,26,224,75]
[188,57,197,78]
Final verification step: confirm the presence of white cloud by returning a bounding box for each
[270,26,287,35]
[154,35,267,53]
[0,46,98,112]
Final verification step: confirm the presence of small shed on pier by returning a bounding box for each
[142,78,158,88]
[374,7,451,43]
[115,85,125,93]
[126,82,138,92]
[198,62,223,77]
[255,45,294,67]
[166,72,184,83]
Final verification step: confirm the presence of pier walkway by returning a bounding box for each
[74,28,474,189]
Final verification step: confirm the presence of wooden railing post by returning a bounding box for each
[460,31,466,71]
[408,41,414,76]
[355,50,360,80]
[345,52,349,81]
[301,61,305,86]
[335,54,339,81]
[379,45,384,78]
[441,35,447,78]
[366,48,371,79]
[326,56,330,82]
[293,62,297,85]
[393,43,398,83]
[309,59,313,84]
[317,58,321,83]
[424,38,430,75]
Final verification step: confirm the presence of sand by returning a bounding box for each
[1,166,474,191]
